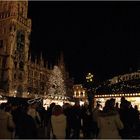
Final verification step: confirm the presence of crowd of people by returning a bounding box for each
[0,96,140,139]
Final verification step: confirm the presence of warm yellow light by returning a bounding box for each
[86,73,93,81]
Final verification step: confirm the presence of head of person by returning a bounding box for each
[22,104,29,114]
[74,101,80,107]
[52,105,63,116]
[50,102,56,109]
[30,102,38,109]
[83,102,89,108]
[0,103,6,110]
[121,96,125,102]
[5,105,11,112]
[11,103,18,111]
[103,99,114,112]
[110,98,115,107]
[115,102,119,108]
[134,105,138,110]
[127,101,131,108]
[96,103,101,109]
[63,103,71,110]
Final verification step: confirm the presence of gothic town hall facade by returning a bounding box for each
[0,1,74,98]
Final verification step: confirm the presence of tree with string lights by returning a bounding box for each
[48,66,66,96]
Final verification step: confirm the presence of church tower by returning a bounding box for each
[0,1,31,97]
[58,52,65,72]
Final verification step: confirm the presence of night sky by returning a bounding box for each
[28,1,140,84]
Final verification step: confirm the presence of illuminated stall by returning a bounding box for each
[94,71,140,110]
[94,93,140,110]
[43,94,75,110]
[0,95,8,104]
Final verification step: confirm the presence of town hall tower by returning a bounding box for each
[0,1,31,97]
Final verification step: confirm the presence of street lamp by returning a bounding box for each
[86,73,94,89]
[86,73,94,83]
[86,73,94,111]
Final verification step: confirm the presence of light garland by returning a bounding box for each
[27,97,42,104]
[95,92,140,98]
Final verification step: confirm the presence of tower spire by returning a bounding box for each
[28,52,31,63]
[40,52,44,67]
[58,51,65,70]
[35,55,37,65]
[0,1,31,97]
[45,61,48,69]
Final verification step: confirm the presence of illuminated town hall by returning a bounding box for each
[0,1,73,98]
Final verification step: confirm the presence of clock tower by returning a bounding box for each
[0,1,31,97]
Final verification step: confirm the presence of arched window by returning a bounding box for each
[0,40,3,48]
[14,73,16,79]
[19,61,24,71]
[18,73,23,80]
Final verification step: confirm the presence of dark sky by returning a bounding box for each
[28,1,140,84]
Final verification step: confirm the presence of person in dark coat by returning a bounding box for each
[81,104,93,138]
[11,103,22,138]
[63,103,73,139]
[119,100,132,138]
[133,105,140,138]
[70,102,81,139]
[45,103,55,138]
[18,104,38,139]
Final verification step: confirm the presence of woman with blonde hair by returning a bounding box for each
[51,105,66,139]
[97,99,124,139]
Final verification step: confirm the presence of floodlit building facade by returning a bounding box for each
[0,1,73,98]
[73,84,87,101]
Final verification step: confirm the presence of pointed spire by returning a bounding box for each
[56,55,59,66]
[45,61,48,69]
[40,52,44,67]
[35,55,37,65]
[49,63,52,70]
[59,51,64,65]
[29,53,31,63]
[58,51,65,70]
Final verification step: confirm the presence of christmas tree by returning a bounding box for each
[48,65,66,97]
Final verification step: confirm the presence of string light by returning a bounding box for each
[27,97,42,104]
[48,66,66,96]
